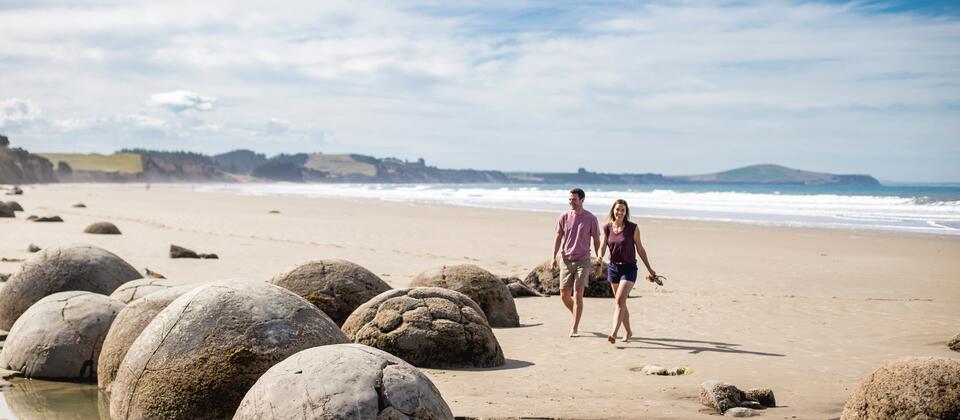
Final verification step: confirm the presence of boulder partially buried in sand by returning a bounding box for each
[949,333,960,352]
[83,222,121,235]
[0,244,141,330]
[97,286,194,396]
[0,204,13,218]
[108,278,187,304]
[523,260,613,298]
[271,259,391,326]
[342,287,505,368]
[168,244,199,258]
[234,343,454,420]
[410,264,520,328]
[0,291,125,381]
[109,280,349,420]
[699,380,745,414]
[841,357,960,420]
[4,201,23,212]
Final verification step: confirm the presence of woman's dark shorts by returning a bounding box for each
[607,262,638,283]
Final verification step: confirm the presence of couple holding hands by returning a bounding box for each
[550,188,662,343]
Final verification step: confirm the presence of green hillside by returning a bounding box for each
[40,153,143,173]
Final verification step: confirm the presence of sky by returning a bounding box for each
[1,0,958,182]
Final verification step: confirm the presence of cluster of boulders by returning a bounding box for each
[169,244,218,259]
[699,381,776,417]
[0,245,525,418]
[4,186,22,196]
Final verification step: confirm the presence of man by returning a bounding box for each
[551,188,600,337]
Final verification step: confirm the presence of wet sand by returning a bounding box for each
[1,183,958,419]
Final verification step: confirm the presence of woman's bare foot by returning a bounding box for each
[607,334,616,344]
[569,331,579,338]
[622,329,632,342]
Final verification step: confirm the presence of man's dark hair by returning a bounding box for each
[570,188,585,200]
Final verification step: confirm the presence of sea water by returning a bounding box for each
[195,182,960,236]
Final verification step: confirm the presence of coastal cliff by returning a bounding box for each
[0,135,57,184]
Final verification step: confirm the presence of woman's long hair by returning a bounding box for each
[607,199,631,224]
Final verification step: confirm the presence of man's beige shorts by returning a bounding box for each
[559,258,590,290]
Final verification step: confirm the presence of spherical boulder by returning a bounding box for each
[234,344,454,420]
[109,278,188,304]
[0,244,142,330]
[109,280,349,420]
[410,264,520,328]
[271,259,391,326]
[522,260,613,298]
[342,287,505,368]
[0,291,125,381]
[83,222,121,235]
[841,357,960,420]
[98,286,195,396]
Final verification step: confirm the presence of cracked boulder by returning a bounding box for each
[109,278,189,304]
[109,280,349,420]
[522,260,613,298]
[0,291,125,381]
[234,343,454,420]
[841,357,960,420]
[271,259,391,326]
[342,287,505,368]
[410,265,519,328]
[83,222,121,235]
[0,244,142,330]
[98,285,195,396]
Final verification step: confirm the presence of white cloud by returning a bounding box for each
[0,98,43,131]
[149,90,216,112]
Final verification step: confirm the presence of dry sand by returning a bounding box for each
[1,183,958,419]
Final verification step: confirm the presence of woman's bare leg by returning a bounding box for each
[616,280,635,341]
[608,282,621,343]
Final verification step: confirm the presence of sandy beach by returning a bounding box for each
[1,183,958,419]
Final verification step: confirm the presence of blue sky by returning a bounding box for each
[1,0,958,182]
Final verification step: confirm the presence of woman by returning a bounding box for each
[597,199,659,343]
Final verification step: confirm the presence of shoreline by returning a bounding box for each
[1,183,958,419]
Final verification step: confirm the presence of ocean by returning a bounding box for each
[194,183,960,236]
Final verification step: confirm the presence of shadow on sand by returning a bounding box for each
[589,333,786,357]
[446,358,536,372]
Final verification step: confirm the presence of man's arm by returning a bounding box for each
[550,232,563,270]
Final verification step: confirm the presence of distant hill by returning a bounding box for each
[212,149,267,175]
[0,136,56,184]
[250,152,508,183]
[671,164,880,186]
[36,149,235,182]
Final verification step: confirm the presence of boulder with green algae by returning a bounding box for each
[109,280,348,420]
[342,287,505,369]
[0,291,124,381]
[0,244,141,330]
[271,259,391,326]
[234,344,454,420]
[841,357,960,420]
[410,264,519,328]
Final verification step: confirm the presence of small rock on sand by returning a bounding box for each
[83,222,121,235]
[169,245,200,259]
[724,407,761,417]
[5,186,22,196]
[268,210,280,214]
[27,244,40,253]
[700,381,744,414]
[0,274,9,282]
[744,388,776,407]
[72,203,86,208]
[739,401,765,410]
[31,215,63,222]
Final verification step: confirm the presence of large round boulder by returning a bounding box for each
[97,285,195,396]
[109,280,349,420]
[342,287,505,368]
[271,259,391,326]
[0,291,125,381]
[0,244,142,330]
[109,278,188,304]
[522,260,613,298]
[234,343,454,420]
[841,357,960,420]
[83,222,121,235]
[410,264,520,328]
